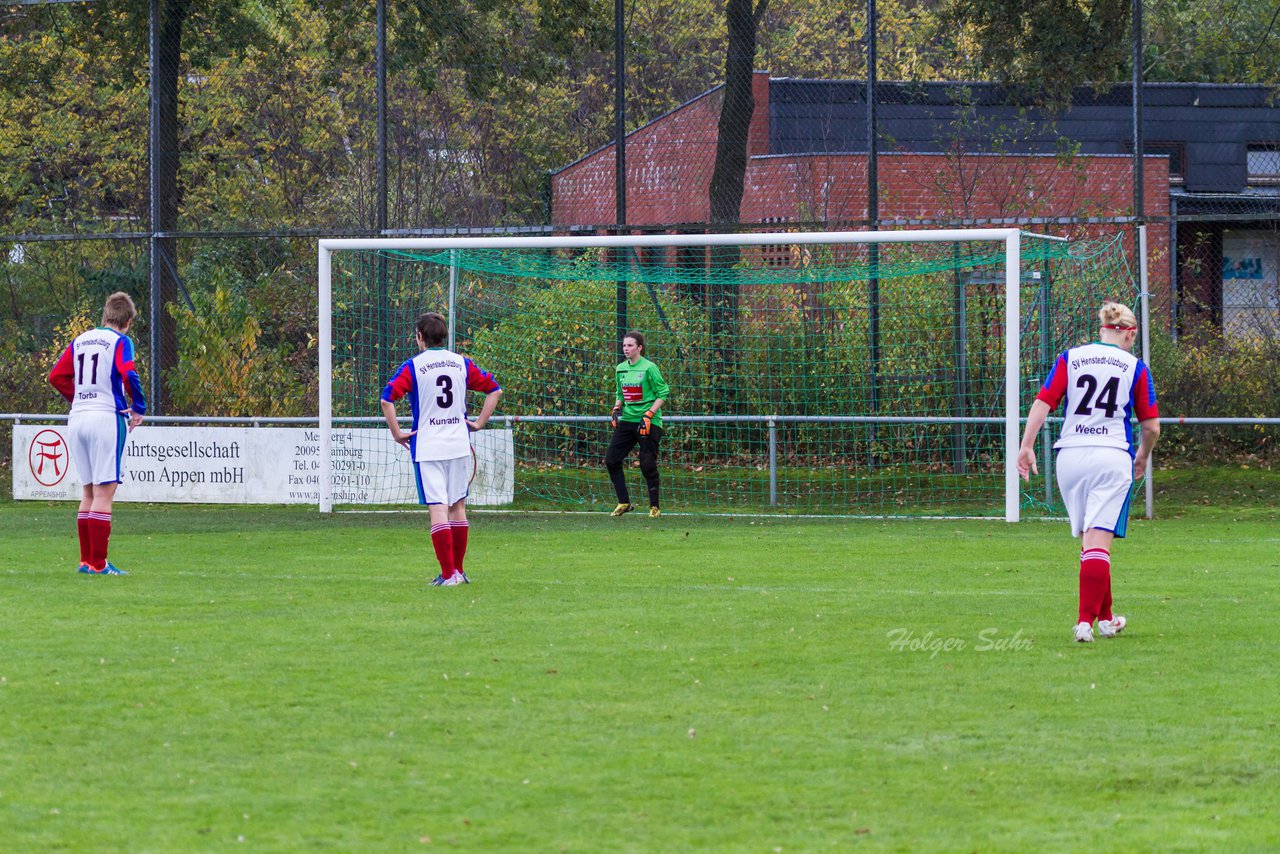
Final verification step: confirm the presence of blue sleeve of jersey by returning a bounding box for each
[118,336,147,414]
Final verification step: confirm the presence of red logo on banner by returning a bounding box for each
[29,429,69,487]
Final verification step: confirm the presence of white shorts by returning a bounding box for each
[68,410,127,486]
[1055,446,1134,538]
[414,455,472,506]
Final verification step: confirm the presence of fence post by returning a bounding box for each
[448,249,459,350]
[1139,224,1155,519]
[768,415,778,507]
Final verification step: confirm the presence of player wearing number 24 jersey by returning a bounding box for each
[381,312,501,587]
[1037,341,1157,457]
[1017,301,1160,645]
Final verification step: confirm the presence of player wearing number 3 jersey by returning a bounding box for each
[48,292,147,576]
[381,312,502,587]
[1017,301,1160,644]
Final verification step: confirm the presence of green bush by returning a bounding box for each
[166,282,309,417]
[0,304,97,416]
[461,268,1023,468]
[1148,328,1279,463]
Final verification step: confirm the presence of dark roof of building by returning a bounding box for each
[771,80,1280,193]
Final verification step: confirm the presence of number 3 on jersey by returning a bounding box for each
[436,374,454,408]
[1074,375,1120,419]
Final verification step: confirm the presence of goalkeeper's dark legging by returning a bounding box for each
[605,421,662,508]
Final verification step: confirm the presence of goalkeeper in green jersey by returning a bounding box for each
[605,331,670,518]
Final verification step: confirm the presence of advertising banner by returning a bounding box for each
[12,425,515,506]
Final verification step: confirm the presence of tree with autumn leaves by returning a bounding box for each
[1,0,1276,417]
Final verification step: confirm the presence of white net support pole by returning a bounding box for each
[318,243,334,513]
[447,248,459,351]
[1004,230,1022,523]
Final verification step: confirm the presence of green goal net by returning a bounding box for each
[320,230,1135,517]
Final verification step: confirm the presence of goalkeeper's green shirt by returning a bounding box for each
[615,356,670,428]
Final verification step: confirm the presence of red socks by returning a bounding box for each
[1078,548,1111,624]
[78,511,112,571]
[450,520,469,574]
[1099,569,1114,623]
[77,512,92,566]
[430,523,455,578]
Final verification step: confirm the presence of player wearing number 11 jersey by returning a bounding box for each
[48,292,147,575]
[381,312,501,587]
[1017,301,1160,643]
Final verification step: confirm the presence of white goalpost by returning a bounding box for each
[317,228,1039,519]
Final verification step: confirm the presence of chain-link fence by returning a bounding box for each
[2,0,1278,462]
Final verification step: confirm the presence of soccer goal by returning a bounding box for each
[318,229,1131,518]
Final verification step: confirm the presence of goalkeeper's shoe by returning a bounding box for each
[77,563,92,574]
[610,503,634,517]
[455,570,470,584]
[649,507,662,518]
[1097,615,1127,638]
[1073,621,1094,643]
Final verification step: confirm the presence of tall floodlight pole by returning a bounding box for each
[866,0,881,427]
[148,0,162,413]
[1133,0,1154,517]
[1132,0,1144,223]
[866,0,878,227]
[375,0,390,388]
[377,0,388,234]
[614,0,628,362]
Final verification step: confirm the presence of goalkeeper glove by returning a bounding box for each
[639,409,655,436]
[611,403,622,429]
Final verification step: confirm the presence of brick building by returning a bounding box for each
[550,74,1280,337]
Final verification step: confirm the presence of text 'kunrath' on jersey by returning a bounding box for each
[381,348,500,461]
[1037,342,1158,457]
[48,327,147,416]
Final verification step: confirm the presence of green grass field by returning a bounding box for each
[1,468,1278,851]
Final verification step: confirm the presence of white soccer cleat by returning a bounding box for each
[438,573,465,587]
[1097,615,1127,638]
[1073,621,1094,643]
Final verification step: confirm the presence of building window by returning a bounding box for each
[1222,229,1280,340]
[1247,144,1280,185]
[1145,142,1185,183]
[760,217,795,269]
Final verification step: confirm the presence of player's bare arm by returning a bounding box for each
[1133,417,1161,479]
[380,398,415,446]
[467,388,503,431]
[1017,399,1052,480]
